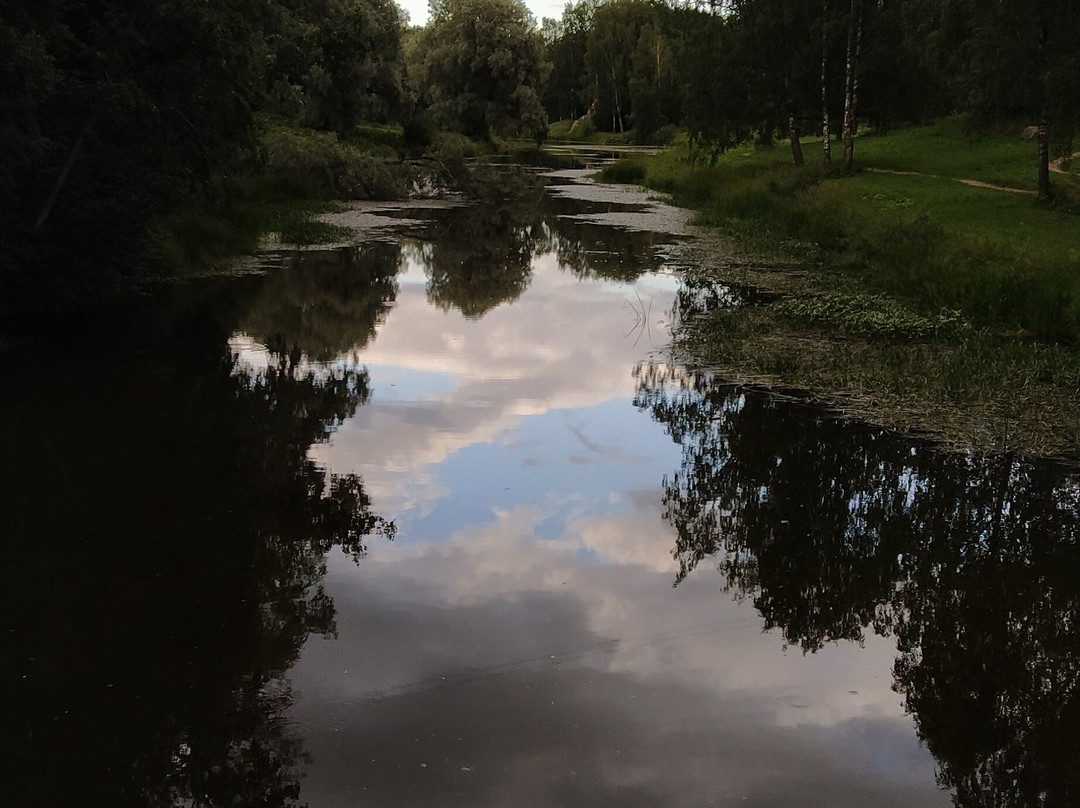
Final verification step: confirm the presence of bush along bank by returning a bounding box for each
[152,122,509,277]
[0,120,518,329]
[603,122,1080,457]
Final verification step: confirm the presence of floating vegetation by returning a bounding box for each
[772,293,968,340]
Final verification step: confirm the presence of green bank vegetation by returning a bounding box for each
[6,1,1076,288]
[602,118,1080,454]
[1,0,550,319]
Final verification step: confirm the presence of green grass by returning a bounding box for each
[546,118,636,145]
[855,116,1080,189]
[621,125,1080,343]
[611,116,1080,454]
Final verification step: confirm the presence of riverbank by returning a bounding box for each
[0,119,517,333]
[152,119,501,275]
[603,118,1080,457]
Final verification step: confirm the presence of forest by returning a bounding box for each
[2,0,1078,315]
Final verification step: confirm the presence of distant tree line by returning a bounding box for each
[2,0,1077,289]
[541,0,1079,194]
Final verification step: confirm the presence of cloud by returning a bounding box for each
[308,252,679,518]
[293,510,944,807]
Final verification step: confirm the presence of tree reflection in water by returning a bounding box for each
[635,361,1080,807]
[408,175,673,319]
[240,242,402,360]
[411,178,547,319]
[4,261,394,807]
[548,217,672,282]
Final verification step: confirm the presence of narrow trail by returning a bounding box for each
[867,152,1079,195]
[866,167,1035,195]
[1049,152,1080,173]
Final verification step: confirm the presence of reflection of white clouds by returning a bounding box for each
[293,502,944,806]
[572,511,675,572]
[284,176,945,806]
[309,252,679,518]
[345,504,909,731]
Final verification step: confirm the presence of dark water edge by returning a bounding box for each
[3,164,1079,807]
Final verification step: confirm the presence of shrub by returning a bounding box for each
[765,163,826,197]
[651,124,682,147]
[598,159,646,184]
[261,127,408,199]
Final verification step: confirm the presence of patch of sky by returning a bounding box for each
[404,396,683,543]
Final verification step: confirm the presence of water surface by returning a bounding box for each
[5,163,1078,807]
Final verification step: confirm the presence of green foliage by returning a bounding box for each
[294,0,405,133]
[540,0,595,123]
[416,0,550,141]
[650,123,682,147]
[585,0,653,135]
[598,159,647,184]
[773,294,967,340]
[764,163,827,196]
[426,131,486,161]
[546,119,576,139]
[261,124,410,199]
[633,125,1080,344]
[276,218,354,246]
[0,0,413,311]
[151,119,417,275]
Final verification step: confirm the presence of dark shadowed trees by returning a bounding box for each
[416,0,550,141]
[635,363,1080,806]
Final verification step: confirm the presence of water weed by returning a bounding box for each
[773,294,966,340]
[610,119,1080,454]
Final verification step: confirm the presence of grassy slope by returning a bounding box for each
[546,118,637,145]
[609,118,1080,455]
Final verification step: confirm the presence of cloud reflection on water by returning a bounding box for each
[286,230,946,806]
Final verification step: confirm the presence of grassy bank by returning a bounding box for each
[604,117,1080,456]
[0,117,504,337]
[151,119,427,275]
[545,118,681,146]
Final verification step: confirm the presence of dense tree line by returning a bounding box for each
[0,0,547,299]
[541,0,1079,193]
[2,0,1077,296]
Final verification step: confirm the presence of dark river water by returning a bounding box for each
[5,161,1080,807]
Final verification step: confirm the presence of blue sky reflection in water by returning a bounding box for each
[239,180,954,807]
[14,166,1079,807]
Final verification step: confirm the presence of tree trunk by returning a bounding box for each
[821,0,831,166]
[841,0,862,171]
[35,120,93,229]
[789,114,804,166]
[610,59,624,133]
[1038,118,1051,200]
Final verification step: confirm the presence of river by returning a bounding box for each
[5,156,1079,807]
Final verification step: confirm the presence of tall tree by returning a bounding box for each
[416,0,550,141]
[541,0,597,124]
[585,0,658,133]
[264,0,407,133]
[730,0,821,165]
[678,8,751,162]
[841,0,863,170]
